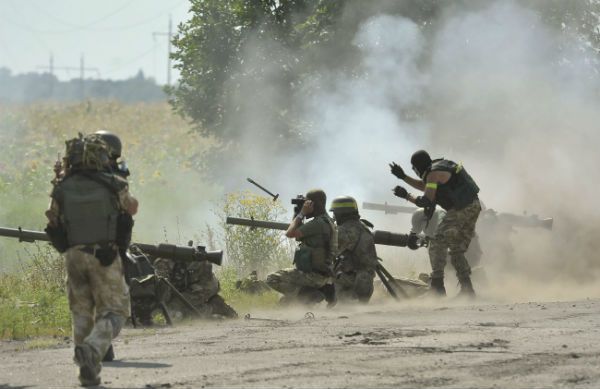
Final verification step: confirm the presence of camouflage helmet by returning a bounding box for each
[94,130,122,159]
[329,196,359,215]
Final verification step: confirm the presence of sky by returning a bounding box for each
[0,0,191,85]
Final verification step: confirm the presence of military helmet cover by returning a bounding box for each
[94,130,122,159]
[330,196,358,214]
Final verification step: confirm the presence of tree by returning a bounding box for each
[168,0,342,140]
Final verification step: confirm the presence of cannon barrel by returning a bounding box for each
[0,227,50,243]
[133,243,223,266]
[362,202,416,215]
[226,217,288,231]
[226,217,424,248]
[0,227,222,265]
[496,213,553,230]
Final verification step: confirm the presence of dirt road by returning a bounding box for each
[1,298,599,388]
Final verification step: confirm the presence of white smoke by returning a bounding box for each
[212,1,600,298]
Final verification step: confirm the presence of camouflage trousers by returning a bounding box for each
[266,268,330,298]
[168,280,237,319]
[334,269,375,303]
[428,199,481,281]
[65,248,130,360]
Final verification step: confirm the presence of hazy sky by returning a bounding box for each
[0,0,191,85]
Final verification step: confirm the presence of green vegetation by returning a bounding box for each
[0,244,70,340]
[219,191,294,277]
[0,102,291,339]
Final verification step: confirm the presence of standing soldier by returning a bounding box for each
[45,133,137,387]
[330,196,379,303]
[390,150,481,297]
[266,189,336,305]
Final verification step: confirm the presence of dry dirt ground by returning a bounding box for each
[1,298,599,389]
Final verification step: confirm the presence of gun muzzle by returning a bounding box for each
[201,250,223,266]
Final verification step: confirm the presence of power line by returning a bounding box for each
[24,0,137,30]
[4,0,186,34]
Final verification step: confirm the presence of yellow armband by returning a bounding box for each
[425,182,438,190]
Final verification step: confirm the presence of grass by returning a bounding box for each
[0,101,289,342]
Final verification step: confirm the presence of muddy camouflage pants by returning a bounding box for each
[428,199,481,281]
[65,248,130,360]
[334,269,375,302]
[266,268,330,298]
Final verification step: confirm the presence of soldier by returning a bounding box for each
[266,189,337,305]
[330,196,379,303]
[153,256,237,319]
[45,133,137,386]
[391,150,481,297]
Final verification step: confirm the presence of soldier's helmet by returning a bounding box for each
[329,196,359,216]
[94,130,122,159]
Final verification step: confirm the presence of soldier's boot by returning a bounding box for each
[318,283,337,308]
[102,344,114,362]
[297,286,325,305]
[429,277,447,297]
[74,343,101,387]
[457,276,476,299]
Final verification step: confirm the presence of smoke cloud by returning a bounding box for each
[210,1,600,300]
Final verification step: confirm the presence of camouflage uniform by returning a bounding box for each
[334,219,379,302]
[65,249,130,357]
[46,172,135,386]
[427,200,481,280]
[153,257,237,318]
[266,215,335,303]
[412,208,483,270]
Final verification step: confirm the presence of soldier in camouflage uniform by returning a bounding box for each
[45,132,137,386]
[391,150,481,297]
[153,256,237,319]
[266,189,337,305]
[330,196,379,303]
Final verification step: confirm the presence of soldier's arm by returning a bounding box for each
[286,200,313,239]
[403,175,426,191]
[45,199,60,227]
[406,171,450,203]
[335,228,352,256]
[119,189,139,216]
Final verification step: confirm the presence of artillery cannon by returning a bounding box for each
[0,226,223,326]
[225,217,427,248]
[362,202,553,230]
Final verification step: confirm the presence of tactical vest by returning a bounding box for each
[427,159,479,211]
[297,215,337,275]
[53,172,125,247]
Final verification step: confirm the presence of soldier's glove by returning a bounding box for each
[393,185,408,199]
[407,233,419,250]
[389,162,406,179]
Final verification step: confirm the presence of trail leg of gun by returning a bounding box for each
[376,264,409,299]
[375,267,398,300]
[159,302,173,326]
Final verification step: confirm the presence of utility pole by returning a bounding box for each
[37,54,100,99]
[153,15,173,86]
